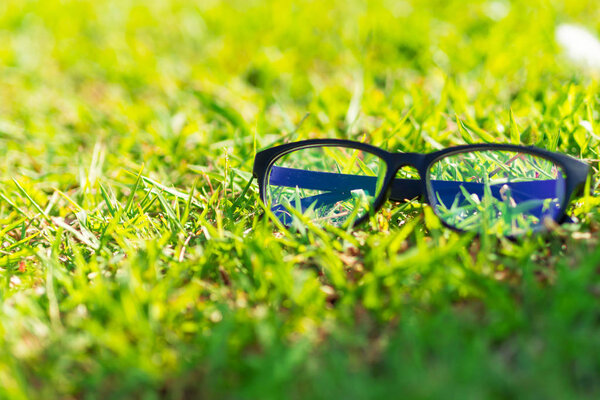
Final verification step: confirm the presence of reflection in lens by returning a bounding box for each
[266,146,387,227]
[428,150,566,235]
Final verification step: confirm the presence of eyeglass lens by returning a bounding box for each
[266,146,387,227]
[428,150,566,235]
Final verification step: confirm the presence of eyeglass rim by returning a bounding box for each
[252,139,590,232]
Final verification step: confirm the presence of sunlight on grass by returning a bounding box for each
[0,0,599,398]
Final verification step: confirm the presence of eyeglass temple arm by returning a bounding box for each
[269,166,423,201]
[268,166,561,204]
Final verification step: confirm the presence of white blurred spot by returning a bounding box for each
[209,310,223,323]
[579,120,600,140]
[486,1,510,21]
[556,24,600,69]
[9,276,21,288]
[580,120,594,134]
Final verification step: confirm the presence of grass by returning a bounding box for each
[1,0,600,398]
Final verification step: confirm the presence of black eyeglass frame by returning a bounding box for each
[252,139,590,232]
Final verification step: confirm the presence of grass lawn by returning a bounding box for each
[1,0,600,398]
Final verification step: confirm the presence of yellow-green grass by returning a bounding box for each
[1,0,600,398]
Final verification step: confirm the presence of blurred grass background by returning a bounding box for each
[1,0,600,398]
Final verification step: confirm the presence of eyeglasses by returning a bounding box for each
[252,139,590,235]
